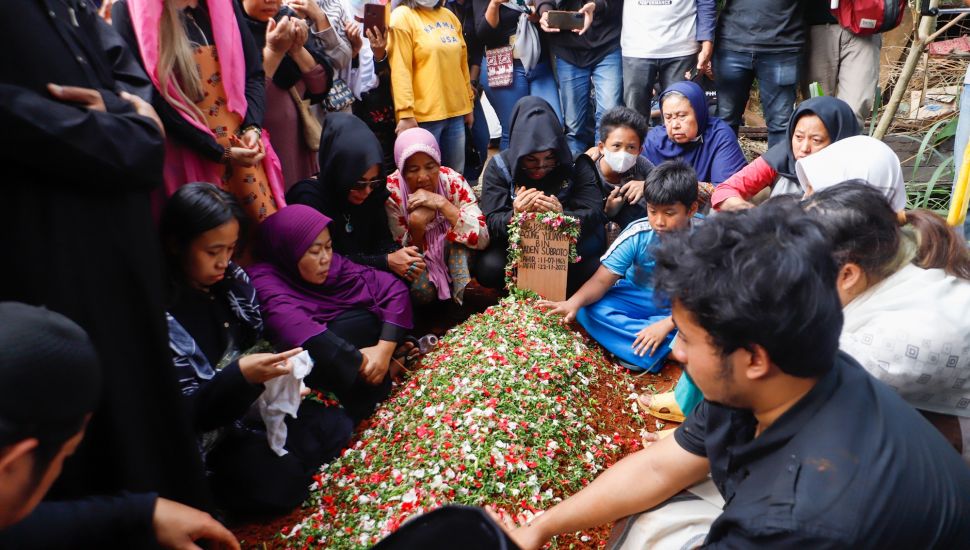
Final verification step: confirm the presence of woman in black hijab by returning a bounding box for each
[711,96,860,210]
[287,113,424,279]
[477,96,606,296]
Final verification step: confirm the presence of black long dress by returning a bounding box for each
[286,113,400,270]
[0,0,210,510]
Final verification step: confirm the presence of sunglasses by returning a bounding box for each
[351,177,383,191]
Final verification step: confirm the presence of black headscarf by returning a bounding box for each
[240,3,331,90]
[286,113,399,269]
[0,302,101,446]
[762,96,860,181]
[503,96,574,192]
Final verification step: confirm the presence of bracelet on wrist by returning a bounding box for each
[222,146,232,163]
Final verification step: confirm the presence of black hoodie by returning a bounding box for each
[480,96,605,242]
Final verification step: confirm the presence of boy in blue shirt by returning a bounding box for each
[539,161,700,373]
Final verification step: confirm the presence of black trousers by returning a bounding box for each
[303,309,394,422]
[206,400,352,517]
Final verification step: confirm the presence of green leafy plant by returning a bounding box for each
[904,117,958,211]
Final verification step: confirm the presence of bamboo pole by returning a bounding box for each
[872,3,968,138]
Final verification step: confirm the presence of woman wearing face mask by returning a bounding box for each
[385,128,490,305]
[577,106,654,231]
[161,184,353,515]
[247,205,414,422]
[287,114,425,281]
[477,96,606,295]
[712,95,859,211]
[388,0,475,172]
[640,81,747,189]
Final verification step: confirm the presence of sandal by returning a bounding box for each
[636,391,686,423]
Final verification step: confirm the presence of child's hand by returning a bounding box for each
[620,179,644,205]
[632,318,675,357]
[536,299,580,323]
[605,187,624,217]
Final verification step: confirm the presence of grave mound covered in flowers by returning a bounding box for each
[278,297,646,548]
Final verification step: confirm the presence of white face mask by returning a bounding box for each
[414,0,440,8]
[602,149,637,174]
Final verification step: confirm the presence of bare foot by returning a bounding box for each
[636,393,654,409]
[390,341,421,377]
[641,427,676,447]
[636,391,685,422]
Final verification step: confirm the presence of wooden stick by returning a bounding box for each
[918,51,930,120]
[874,34,925,139]
[926,12,968,43]
[872,3,968,138]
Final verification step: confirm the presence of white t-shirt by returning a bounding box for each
[621,0,699,59]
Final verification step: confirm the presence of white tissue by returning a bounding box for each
[257,350,314,456]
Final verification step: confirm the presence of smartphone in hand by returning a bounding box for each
[363,3,386,35]
[546,10,584,31]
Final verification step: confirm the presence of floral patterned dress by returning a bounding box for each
[193,45,277,222]
[385,167,489,304]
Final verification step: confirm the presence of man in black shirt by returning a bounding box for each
[0,303,238,549]
[714,0,805,148]
[493,201,970,549]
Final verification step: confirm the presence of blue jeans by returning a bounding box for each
[419,116,466,173]
[714,49,800,149]
[480,58,562,150]
[557,48,624,156]
[953,82,970,238]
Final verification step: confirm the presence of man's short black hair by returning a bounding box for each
[0,303,101,479]
[652,200,843,377]
[598,106,649,145]
[643,161,698,209]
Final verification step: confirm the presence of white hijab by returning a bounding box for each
[795,135,907,211]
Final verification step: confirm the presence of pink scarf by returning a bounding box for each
[126,0,285,204]
[393,128,452,301]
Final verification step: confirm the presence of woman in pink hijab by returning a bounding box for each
[112,0,286,223]
[385,127,490,305]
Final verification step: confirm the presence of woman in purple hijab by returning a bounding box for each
[247,205,414,421]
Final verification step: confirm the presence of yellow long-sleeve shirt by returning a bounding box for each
[388,5,474,123]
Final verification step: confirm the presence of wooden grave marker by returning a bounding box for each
[516,220,570,301]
